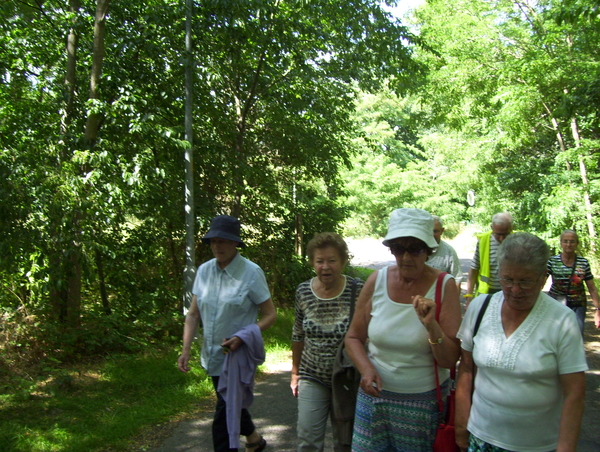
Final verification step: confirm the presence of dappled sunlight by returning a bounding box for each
[260,349,292,374]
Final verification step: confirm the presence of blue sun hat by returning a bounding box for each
[201,215,246,248]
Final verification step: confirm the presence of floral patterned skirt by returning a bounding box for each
[351,381,449,452]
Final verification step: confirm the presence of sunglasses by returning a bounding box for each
[388,243,426,257]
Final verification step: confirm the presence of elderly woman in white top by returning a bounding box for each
[345,208,462,451]
[455,232,587,452]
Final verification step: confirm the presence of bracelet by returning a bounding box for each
[428,333,444,345]
[464,294,474,299]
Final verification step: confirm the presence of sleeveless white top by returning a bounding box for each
[367,267,452,393]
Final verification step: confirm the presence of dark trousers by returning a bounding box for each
[212,376,255,452]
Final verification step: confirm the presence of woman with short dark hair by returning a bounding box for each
[292,232,364,452]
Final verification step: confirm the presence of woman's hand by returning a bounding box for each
[177,352,191,373]
[455,426,469,451]
[594,309,600,329]
[412,295,437,327]
[290,373,300,397]
[221,336,243,353]
[359,368,383,398]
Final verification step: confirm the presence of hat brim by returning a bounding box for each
[382,229,438,250]
[202,231,245,248]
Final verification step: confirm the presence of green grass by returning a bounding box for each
[0,346,215,452]
[0,307,296,452]
[260,306,295,369]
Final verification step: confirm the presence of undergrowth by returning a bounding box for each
[0,265,369,452]
[0,305,298,452]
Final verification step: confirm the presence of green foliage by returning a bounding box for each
[339,0,600,264]
[345,265,376,282]
[402,0,600,257]
[1,304,184,381]
[262,306,296,350]
[1,0,423,373]
[343,91,472,237]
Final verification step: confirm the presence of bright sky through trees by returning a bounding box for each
[383,0,425,18]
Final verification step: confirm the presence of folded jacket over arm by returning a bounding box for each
[217,323,265,449]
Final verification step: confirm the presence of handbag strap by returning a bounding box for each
[469,293,492,400]
[565,258,576,305]
[348,277,358,321]
[433,272,448,414]
[473,294,492,338]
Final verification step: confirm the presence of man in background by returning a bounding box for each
[465,212,513,305]
[427,215,462,291]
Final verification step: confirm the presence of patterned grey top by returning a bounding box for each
[292,275,364,387]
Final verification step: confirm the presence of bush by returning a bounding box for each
[0,306,183,387]
[345,265,375,281]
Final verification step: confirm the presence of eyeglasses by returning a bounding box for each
[388,243,426,257]
[499,277,540,290]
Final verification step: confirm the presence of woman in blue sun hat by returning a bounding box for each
[178,215,276,452]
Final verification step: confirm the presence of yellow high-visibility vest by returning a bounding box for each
[476,231,492,295]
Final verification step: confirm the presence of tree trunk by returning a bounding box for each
[543,101,571,172]
[84,0,111,144]
[231,124,245,219]
[183,0,196,311]
[230,51,266,218]
[60,0,81,144]
[571,116,596,252]
[51,0,112,328]
[95,249,111,315]
[49,0,83,326]
[295,213,303,256]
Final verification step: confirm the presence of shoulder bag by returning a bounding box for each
[432,272,459,452]
[331,277,359,448]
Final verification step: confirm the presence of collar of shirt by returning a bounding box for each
[213,250,245,279]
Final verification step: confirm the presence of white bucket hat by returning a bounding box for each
[382,208,438,249]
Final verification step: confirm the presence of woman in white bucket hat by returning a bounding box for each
[345,208,462,451]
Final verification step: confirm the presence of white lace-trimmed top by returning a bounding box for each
[484,291,550,371]
[458,291,588,451]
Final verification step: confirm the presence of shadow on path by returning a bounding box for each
[146,364,322,452]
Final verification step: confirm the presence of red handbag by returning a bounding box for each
[432,273,459,452]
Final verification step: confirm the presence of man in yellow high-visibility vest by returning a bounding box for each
[464,212,513,307]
